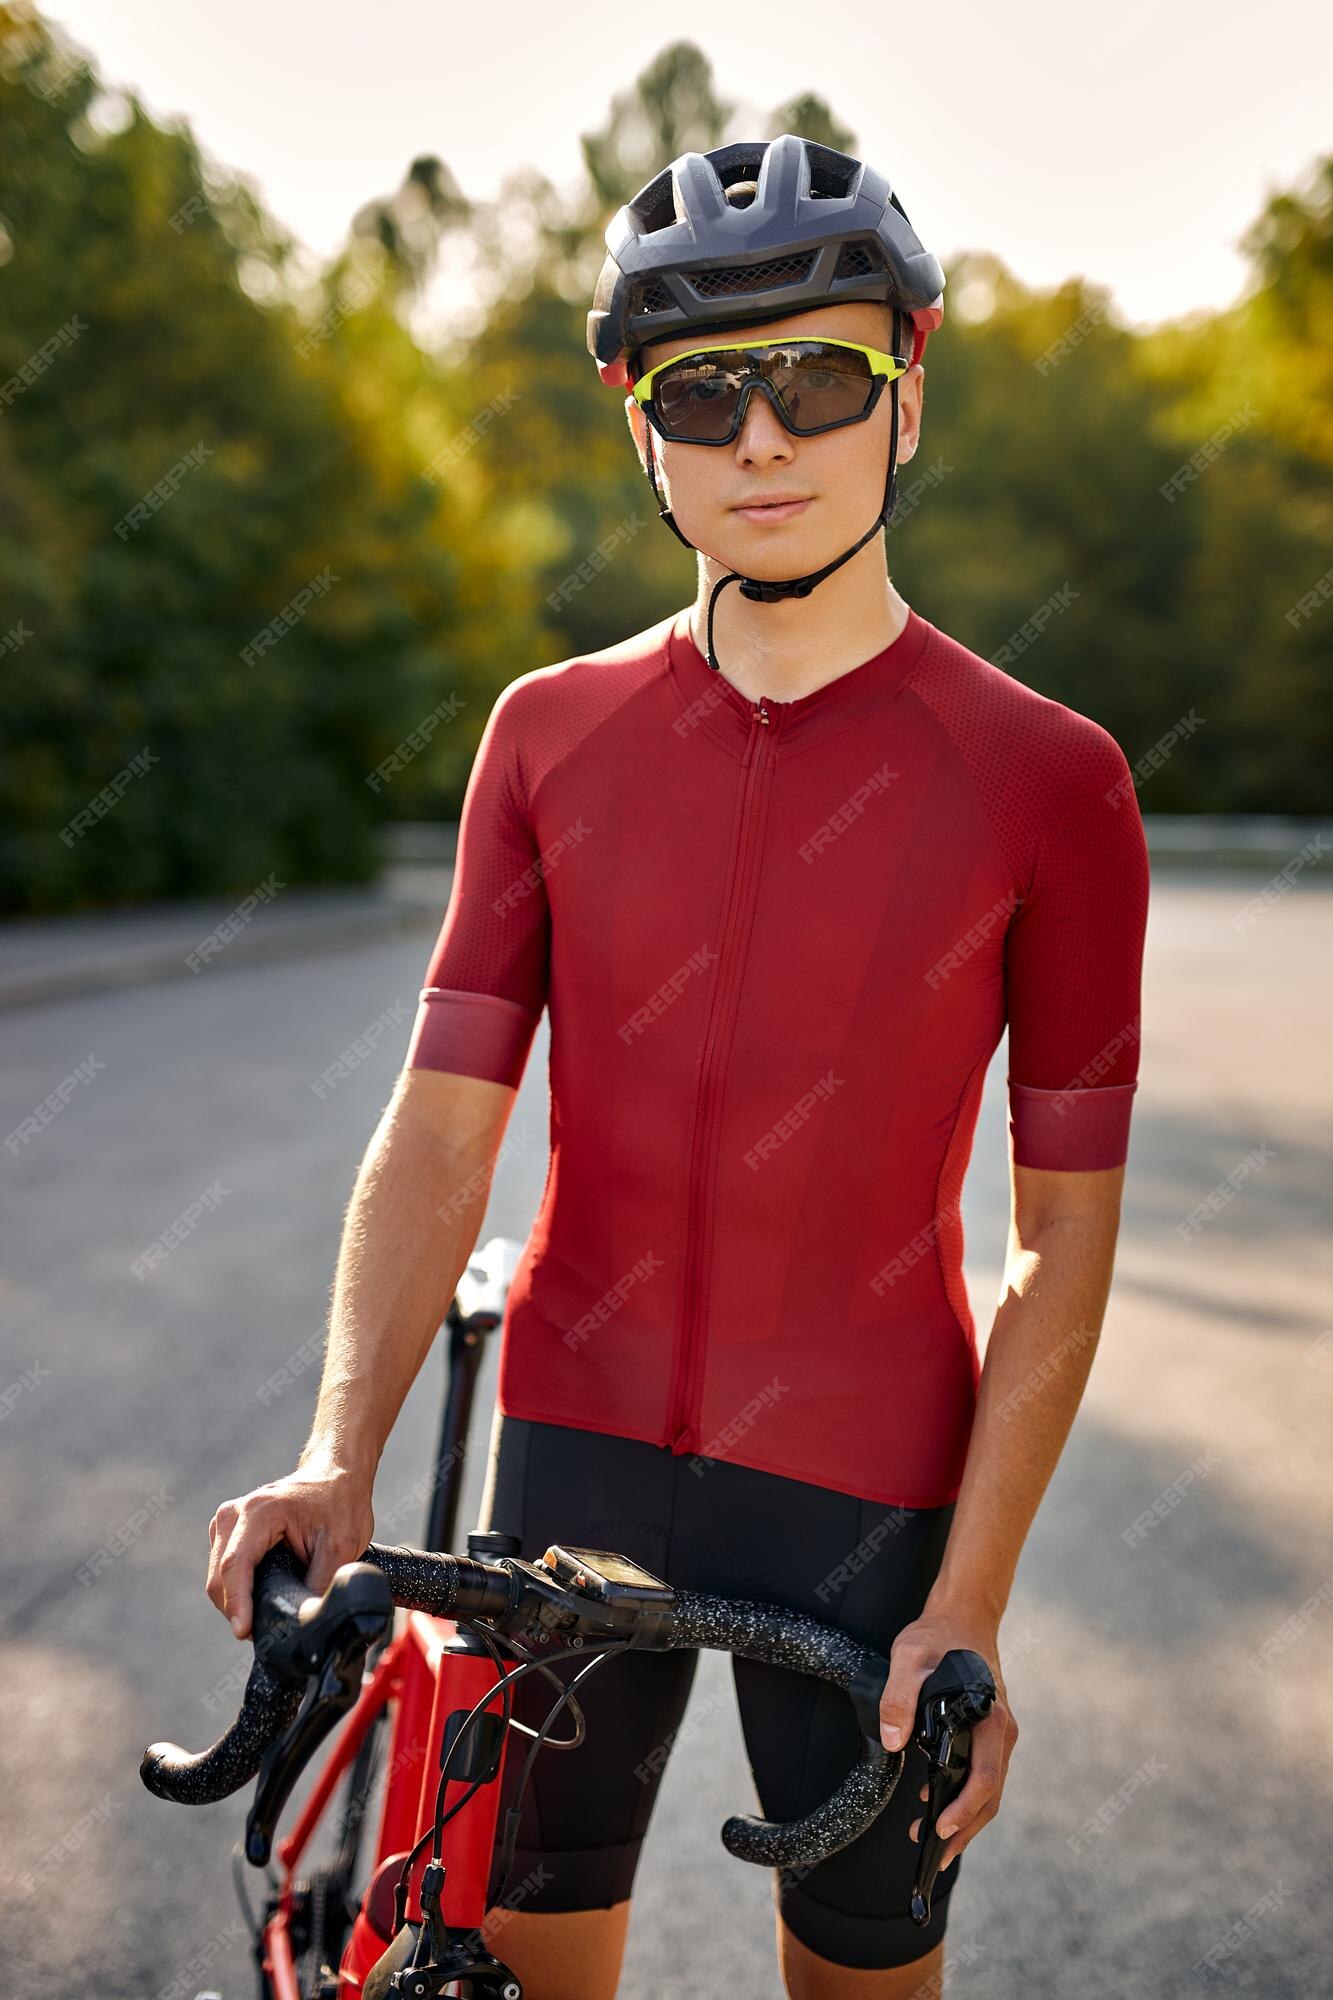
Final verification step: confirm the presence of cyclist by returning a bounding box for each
[206,134,1149,1999]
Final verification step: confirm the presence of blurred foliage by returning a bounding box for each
[0,12,1329,912]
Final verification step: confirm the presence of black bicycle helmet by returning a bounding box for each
[586,134,945,669]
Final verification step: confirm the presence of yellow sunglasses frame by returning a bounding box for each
[630,334,911,411]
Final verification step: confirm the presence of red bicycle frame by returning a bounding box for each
[261,1612,518,1996]
[259,1238,526,1997]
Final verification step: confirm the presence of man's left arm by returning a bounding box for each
[875,708,1152,1869]
[876,1162,1127,1868]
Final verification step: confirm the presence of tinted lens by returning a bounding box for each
[654,352,749,440]
[768,343,875,428]
[652,342,876,440]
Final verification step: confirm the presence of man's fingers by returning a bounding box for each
[877,1645,932,1751]
[217,1506,296,1640]
[936,1751,1003,1838]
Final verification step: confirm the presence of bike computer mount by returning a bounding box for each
[495,1543,678,1651]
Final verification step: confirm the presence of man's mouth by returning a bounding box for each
[731,496,813,524]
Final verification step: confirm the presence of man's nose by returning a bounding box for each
[733,382,795,456]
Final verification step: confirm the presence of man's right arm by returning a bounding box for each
[208,673,551,1638]
[206,1066,519,1638]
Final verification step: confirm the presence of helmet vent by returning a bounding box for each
[805,144,861,199]
[632,278,674,315]
[833,240,886,278]
[688,251,816,300]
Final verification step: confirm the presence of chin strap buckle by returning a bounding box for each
[737,576,817,603]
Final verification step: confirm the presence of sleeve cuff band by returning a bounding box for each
[406,988,540,1089]
[1008,1077,1137,1171]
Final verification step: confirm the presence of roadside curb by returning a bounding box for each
[0,872,450,1011]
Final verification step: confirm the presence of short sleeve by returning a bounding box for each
[1005,724,1150,1170]
[405,682,550,1089]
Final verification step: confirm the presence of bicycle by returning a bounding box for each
[140,1237,995,1998]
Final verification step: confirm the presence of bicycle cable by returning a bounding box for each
[489,1640,627,1911]
[390,1623,624,1940]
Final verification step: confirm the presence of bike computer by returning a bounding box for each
[537,1545,674,1610]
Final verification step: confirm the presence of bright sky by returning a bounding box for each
[43,0,1333,332]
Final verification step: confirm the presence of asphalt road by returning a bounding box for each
[2,869,1330,1999]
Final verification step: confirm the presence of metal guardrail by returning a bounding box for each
[378,819,1333,871]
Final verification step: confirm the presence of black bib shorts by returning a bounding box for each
[476,1411,962,1971]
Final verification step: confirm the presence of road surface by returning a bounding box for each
[1,869,1329,1998]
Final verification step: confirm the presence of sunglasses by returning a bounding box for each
[630,336,911,445]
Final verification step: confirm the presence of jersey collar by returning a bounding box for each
[666,602,931,756]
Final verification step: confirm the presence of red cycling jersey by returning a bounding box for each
[405,604,1150,1507]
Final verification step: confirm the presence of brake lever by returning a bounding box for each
[244,1557,395,1865]
[909,1647,996,1925]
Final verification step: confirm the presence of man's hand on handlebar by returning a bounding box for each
[875,1603,1017,1877]
[206,1440,375,1641]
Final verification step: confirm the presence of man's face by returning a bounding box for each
[625,300,923,577]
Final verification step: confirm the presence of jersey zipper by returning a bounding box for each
[668,693,785,1456]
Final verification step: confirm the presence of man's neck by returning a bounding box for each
[688,560,912,704]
